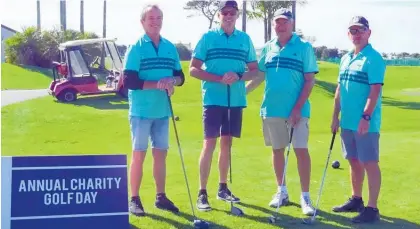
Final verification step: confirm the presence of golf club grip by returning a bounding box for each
[289,127,294,143]
[329,132,337,150]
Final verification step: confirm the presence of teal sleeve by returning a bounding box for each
[246,37,257,63]
[192,33,207,62]
[257,46,268,72]
[368,56,386,85]
[337,55,347,82]
[123,43,141,71]
[303,43,319,74]
[174,46,182,71]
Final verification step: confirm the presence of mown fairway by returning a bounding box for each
[2,62,420,229]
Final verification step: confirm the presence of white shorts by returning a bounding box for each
[262,117,309,150]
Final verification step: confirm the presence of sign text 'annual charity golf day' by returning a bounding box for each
[17,177,122,205]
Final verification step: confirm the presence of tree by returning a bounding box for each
[184,0,221,29]
[248,0,306,42]
[411,53,420,59]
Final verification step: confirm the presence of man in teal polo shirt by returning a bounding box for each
[330,16,386,223]
[246,8,318,216]
[123,4,185,216]
[189,0,258,212]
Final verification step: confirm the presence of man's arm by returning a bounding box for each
[173,70,185,86]
[294,44,319,110]
[293,73,315,110]
[332,84,341,119]
[122,44,158,90]
[363,84,382,115]
[123,70,158,90]
[364,56,386,115]
[240,37,259,81]
[245,71,265,94]
[240,62,259,81]
[189,58,222,82]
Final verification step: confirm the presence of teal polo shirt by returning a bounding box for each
[192,27,257,107]
[258,33,319,119]
[338,43,386,133]
[123,34,182,118]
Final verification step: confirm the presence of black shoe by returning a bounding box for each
[155,194,179,213]
[217,188,240,203]
[129,196,145,216]
[332,197,364,213]
[197,192,212,211]
[352,207,380,223]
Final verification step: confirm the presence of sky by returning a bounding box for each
[2,0,420,53]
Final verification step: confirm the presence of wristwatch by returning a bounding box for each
[171,77,177,85]
[362,114,371,121]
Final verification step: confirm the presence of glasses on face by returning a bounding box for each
[349,27,367,35]
[221,10,237,16]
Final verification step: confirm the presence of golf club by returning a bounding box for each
[227,85,244,216]
[269,126,294,224]
[167,92,210,229]
[302,131,337,225]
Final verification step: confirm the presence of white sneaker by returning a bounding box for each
[269,191,289,208]
[301,196,315,216]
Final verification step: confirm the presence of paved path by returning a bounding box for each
[1,89,49,107]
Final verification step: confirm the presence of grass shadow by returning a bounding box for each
[230,202,347,229]
[313,209,420,229]
[315,79,420,110]
[315,79,336,98]
[130,211,230,229]
[59,94,128,110]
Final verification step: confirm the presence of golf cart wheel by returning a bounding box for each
[57,89,77,102]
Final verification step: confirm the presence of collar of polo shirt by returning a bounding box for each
[142,33,165,43]
[349,43,373,57]
[217,26,239,36]
[275,32,299,47]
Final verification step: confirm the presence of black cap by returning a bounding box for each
[348,16,369,28]
[219,1,239,10]
[273,8,294,21]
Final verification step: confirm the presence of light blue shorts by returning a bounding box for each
[129,116,169,152]
[340,129,380,163]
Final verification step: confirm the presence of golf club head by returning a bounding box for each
[231,206,244,216]
[268,215,280,224]
[301,216,316,225]
[193,219,210,229]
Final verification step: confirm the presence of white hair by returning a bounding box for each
[140,4,162,21]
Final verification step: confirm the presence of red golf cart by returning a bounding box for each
[48,38,128,102]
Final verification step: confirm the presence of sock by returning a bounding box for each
[301,192,310,198]
[352,195,362,200]
[131,196,139,201]
[219,183,227,191]
[199,189,207,195]
[156,193,165,198]
[278,185,288,194]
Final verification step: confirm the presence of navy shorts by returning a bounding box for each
[203,105,243,139]
[340,129,380,163]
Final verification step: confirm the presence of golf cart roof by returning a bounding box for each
[59,38,117,50]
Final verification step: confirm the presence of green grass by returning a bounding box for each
[1,63,53,90]
[2,61,420,229]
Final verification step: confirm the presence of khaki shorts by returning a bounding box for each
[262,117,309,150]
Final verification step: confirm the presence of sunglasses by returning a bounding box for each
[221,11,237,16]
[349,27,367,35]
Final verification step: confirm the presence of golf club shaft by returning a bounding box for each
[227,85,234,210]
[275,127,294,213]
[167,93,197,219]
[311,132,337,220]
